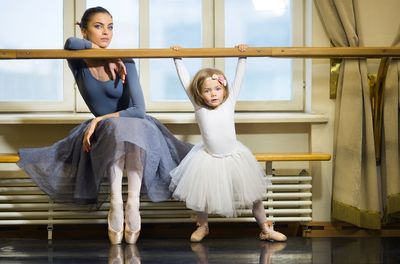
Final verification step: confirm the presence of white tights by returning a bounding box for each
[109,144,143,232]
[252,200,268,227]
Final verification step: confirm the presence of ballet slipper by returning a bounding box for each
[108,208,124,245]
[190,224,209,242]
[259,222,287,242]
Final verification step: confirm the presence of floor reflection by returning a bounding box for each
[108,244,140,264]
[0,237,399,263]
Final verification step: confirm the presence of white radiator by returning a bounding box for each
[0,162,313,237]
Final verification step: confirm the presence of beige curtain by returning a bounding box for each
[314,0,380,229]
[382,29,400,223]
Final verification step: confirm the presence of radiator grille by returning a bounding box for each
[0,165,313,225]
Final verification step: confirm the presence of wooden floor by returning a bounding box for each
[1,223,400,263]
[0,236,399,263]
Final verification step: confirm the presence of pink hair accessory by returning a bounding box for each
[207,74,227,86]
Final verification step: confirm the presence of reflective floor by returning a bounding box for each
[1,236,399,264]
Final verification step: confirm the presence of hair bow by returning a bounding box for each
[211,74,227,86]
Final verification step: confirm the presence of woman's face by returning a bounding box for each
[82,12,113,48]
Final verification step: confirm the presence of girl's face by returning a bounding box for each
[82,12,113,48]
[201,78,226,108]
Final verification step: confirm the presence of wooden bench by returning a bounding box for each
[0,152,330,239]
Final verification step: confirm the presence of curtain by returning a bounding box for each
[382,28,400,223]
[314,0,380,229]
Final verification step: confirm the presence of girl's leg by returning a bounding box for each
[124,144,143,244]
[191,211,209,242]
[108,155,125,244]
[252,200,287,242]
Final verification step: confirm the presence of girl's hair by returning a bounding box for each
[76,6,112,29]
[189,68,229,109]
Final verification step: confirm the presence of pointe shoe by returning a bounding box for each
[190,224,209,242]
[259,222,287,242]
[108,210,124,245]
[124,203,141,244]
[125,225,141,244]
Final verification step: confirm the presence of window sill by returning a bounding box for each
[0,112,328,124]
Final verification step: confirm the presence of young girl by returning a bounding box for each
[17,7,192,245]
[169,45,287,242]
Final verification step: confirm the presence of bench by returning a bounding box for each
[0,152,330,239]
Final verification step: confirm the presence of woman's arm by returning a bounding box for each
[64,37,127,82]
[63,37,94,78]
[118,59,146,118]
[64,37,93,50]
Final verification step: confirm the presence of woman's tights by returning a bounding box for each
[109,144,143,232]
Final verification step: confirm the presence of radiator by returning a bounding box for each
[0,164,313,227]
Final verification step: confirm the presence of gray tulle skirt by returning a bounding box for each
[17,115,192,205]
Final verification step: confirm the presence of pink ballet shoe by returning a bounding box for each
[259,222,287,242]
[190,224,209,242]
[108,209,123,245]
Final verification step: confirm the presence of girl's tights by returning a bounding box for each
[196,211,209,226]
[252,200,268,227]
[109,144,143,232]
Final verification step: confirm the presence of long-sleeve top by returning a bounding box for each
[174,58,246,156]
[64,37,145,118]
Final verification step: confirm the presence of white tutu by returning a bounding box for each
[169,141,269,217]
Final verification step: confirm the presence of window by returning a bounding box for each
[222,0,304,111]
[0,0,305,113]
[0,0,73,112]
[143,0,304,111]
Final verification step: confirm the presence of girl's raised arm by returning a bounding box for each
[173,58,196,106]
[230,44,248,99]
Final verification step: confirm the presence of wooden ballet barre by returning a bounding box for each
[1,47,400,60]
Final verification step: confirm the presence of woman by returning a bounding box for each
[17,6,192,244]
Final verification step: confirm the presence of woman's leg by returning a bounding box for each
[252,200,287,242]
[108,155,125,244]
[124,144,143,244]
[191,211,209,242]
